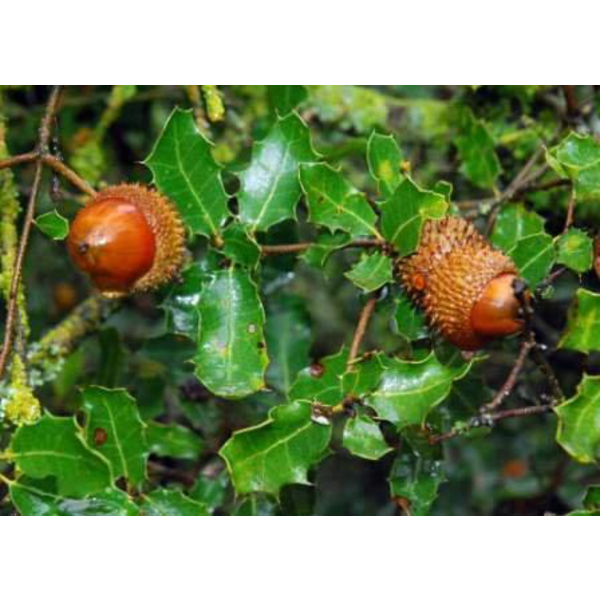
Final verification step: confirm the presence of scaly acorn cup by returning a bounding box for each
[67,184,185,297]
[399,216,523,350]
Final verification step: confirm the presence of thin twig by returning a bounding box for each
[480,340,534,414]
[0,86,62,380]
[41,154,96,197]
[261,238,386,256]
[348,296,378,366]
[0,151,38,171]
[429,404,553,445]
[563,189,576,232]
[513,278,564,405]
[0,152,95,198]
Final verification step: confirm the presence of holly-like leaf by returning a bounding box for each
[389,451,445,516]
[342,353,385,398]
[345,251,394,292]
[145,108,229,240]
[394,291,429,342]
[8,413,112,498]
[555,374,600,463]
[267,85,308,116]
[301,231,350,268]
[380,177,447,256]
[491,204,545,253]
[265,295,312,394]
[548,132,600,201]
[508,233,555,288]
[189,472,230,514]
[219,401,332,497]
[195,266,268,398]
[220,222,261,267]
[366,352,472,429]
[300,163,381,238]
[10,478,139,516]
[556,228,593,273]
[454,107,501,189]
[367,131,403,197]
[82,387,148,487]
[342,413,392,461]
[238,112,318,232]
[35,210,69,240]
[162,262,207,339]
[141,488,209,516]
[559,289,600,353]
[288,347,348,406]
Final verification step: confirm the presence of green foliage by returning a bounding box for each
[194,266,268,398]
[559,289,600,353]
[238,112,318,231]
[219,401,331,497]
[1,85,598,516]
[145,108,229,240]
[556,375,600,463]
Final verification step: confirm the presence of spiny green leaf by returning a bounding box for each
[301,231,350,268]
[162,261,208,339]
[288,347,348,406]
[508,232,555,288]
[454,107,501,189]
[491,204,545,253]
[342,413,392,461]
[366,351,472,429]
[219,401,332,497]
[145,108,229,240]
[8,413,112,498]
[559,289,600,353]
[345,251,394,292]
[267,85,308,116]
[82,387,148,487]
[367,131,403,197]
[380,177,447,256]
[389,451,445,516]
[556,228,593,273]
[548,132,600,201]
[393,291,429,342]
[239,112,318,232]
[300,163,381,238]
[220,222,261,267]
[556,374,600,463]
[194,266,268,398]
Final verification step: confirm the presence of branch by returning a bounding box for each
[480,339,534,414]
[0,152,96,197]
[513,278,564,405]
[429,404,554,445]
[0,86,62,380]
[41,154,96,197]
[348,295,378,366]
[261,238,387,256]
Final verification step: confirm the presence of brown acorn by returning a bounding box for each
[399,216,523,350]
[67,184,185,297]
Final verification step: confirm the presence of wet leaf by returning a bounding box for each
[491,204,545,253]
[508,232,555,288]
[559,289,600,353]
[141,488,209,516]
[367,131,403,197]
[342,413,392,460]
[35,210,69,240]
[556,228,593,273]
[345,251,394,292]
[147,422,205,460]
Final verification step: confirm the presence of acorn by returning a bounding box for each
[67,184,185,297]
[399,216,523,350]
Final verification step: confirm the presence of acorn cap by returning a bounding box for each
[68,184,185,297]
[399,216,520,350]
